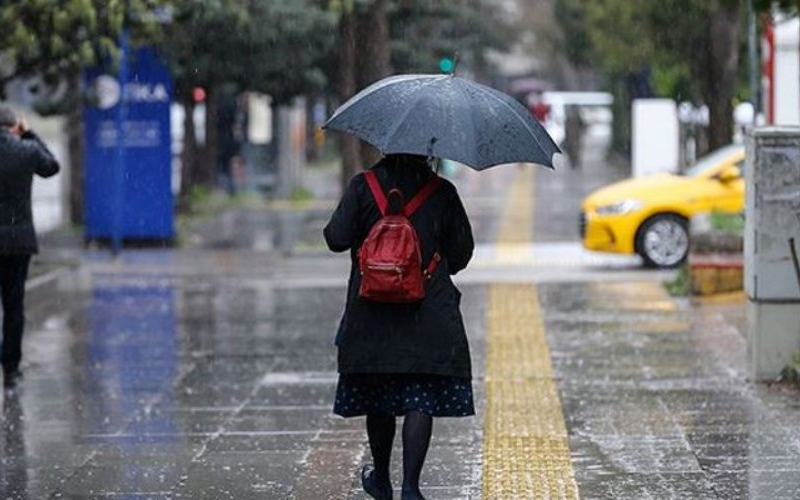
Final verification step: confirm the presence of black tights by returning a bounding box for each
[366,413,395,485]
[366,411,433,499]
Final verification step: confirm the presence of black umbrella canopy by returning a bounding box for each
[324,74,560,170]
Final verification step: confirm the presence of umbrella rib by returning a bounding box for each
[378,79,440,153]
[474,84,558,161]
[327,74,442,126]
[462,88,483,167]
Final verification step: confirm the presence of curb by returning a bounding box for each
[25,266,76,292]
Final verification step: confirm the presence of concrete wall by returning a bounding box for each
[744,127,800,380]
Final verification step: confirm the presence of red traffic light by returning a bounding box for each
[192,87,206,102]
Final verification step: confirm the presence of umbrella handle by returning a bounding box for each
[427,137,438,157]
[426,136,439,172]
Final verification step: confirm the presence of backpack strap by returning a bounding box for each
[363,170,388,216]
[365,170,442,218]
[403,175,442,217]
[423,251,441,280]
[410,175,443,279]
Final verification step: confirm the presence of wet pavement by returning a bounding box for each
[542,284,800,499]
[4,131,800,498]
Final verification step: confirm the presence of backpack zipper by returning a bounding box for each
[365,263,403,274]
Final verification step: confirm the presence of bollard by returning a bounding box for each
[745,127,800,381]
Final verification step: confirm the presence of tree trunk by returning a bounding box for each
[705,1,742,150]
[610,77,632,161]
[200,84,219,188]
[355,0,392,168]
[179,90,197,206]
[337,11,360,190]
[65,69,84,224]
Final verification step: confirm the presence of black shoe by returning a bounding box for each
[400,490,426,500]
[3,370,22,389]
[361,465,392,500]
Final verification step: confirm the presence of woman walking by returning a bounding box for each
[324,153,474,500]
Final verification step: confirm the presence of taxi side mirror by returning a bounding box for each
[717,166,740,183]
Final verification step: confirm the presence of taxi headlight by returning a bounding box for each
[595,199,642,215]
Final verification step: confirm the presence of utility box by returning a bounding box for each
[744,127,800,380]
[632,99,679,177]
[84,47,174,243]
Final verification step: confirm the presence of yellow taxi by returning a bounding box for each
[580,144,745,268]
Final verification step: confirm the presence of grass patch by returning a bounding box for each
[780,350,800,386]
[188,185,213,207]
[709,210,744,234]
[230,191,263,207]
[289,186,314,202]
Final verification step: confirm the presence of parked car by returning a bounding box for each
[580,144,745,268]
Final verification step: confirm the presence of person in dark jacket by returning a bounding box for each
[0,104,60,389]
[563,105,584,169]
[324,153,474,500]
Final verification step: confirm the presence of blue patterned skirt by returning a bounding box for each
[334,373,474,418]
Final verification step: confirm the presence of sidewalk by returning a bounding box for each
[5,141,800,498]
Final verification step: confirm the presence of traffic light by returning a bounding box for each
[192,87,206,103]
[439,57,454,74]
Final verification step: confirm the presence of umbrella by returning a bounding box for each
[324,74,560,170]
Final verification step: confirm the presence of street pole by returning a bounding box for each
[748,0,759,124]
[112,29,129,256]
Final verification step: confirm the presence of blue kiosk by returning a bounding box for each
[84,47,174,246]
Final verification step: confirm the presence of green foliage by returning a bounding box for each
[2,0,514,107]
[289,186,314,201]
[780,350,800,386]
[157,0,247,89]
[586,1,655,75]
[389,0,515,76]
[158,0,336,103]
[552,0,592,68]
[650,64,694,103]
[664,262,691,297]
[0,1,166,93]
[554,1,746,154]
[755,0,800,15]
[555,0,711,100]
[188,184,213,207]
[244,1,336,102]
[179,183,263,217]
[709,210,745,234]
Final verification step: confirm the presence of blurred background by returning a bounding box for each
[5,4,800,497]
[0,0,795,240]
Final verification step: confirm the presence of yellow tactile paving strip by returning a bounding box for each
[494,167,534,264]
[495,167,534,243]
[482,167,579,499]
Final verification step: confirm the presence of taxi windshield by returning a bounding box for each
[682,145,743,177]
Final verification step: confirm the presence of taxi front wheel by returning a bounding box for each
[636,214,689,269]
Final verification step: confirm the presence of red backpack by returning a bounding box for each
[358,170,442,303]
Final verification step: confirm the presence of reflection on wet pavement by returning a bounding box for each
[541,281,800,499]
[0,270,324,495]
[0,259,496,497]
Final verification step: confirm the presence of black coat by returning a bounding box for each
[324,157,475,378]
[0,130,60,254]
